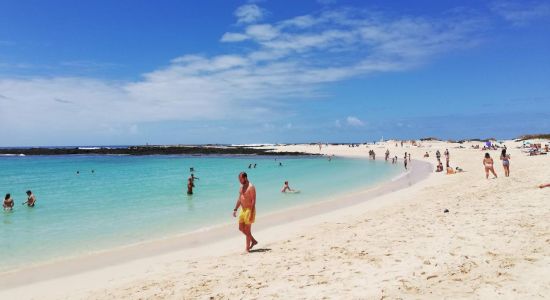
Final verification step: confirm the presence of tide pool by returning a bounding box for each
[0,154,401,271]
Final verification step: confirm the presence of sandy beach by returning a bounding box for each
[1,140,549,299]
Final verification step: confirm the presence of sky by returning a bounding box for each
[0,0,549,146]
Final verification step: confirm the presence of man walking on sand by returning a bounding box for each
[233,172,258,252]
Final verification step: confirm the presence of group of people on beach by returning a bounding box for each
[3,191,36,211]
[482,149,511,179]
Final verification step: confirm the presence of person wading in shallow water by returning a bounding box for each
[232,172,258,252]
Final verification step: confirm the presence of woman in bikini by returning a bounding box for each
[483,153,497,179]
[3,193,14,211]
[500,149,511,177]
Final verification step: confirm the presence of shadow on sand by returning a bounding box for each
[249,248,272,253]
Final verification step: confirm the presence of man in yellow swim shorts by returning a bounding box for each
[232,172,258,252]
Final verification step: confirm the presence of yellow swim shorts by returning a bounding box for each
[238,208,255,225]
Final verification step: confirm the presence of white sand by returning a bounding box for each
[1,140,549,299]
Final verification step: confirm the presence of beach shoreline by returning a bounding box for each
[1,140,549,299]
[0,155,431,290]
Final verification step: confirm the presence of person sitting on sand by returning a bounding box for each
[483,153,497,179]
[539,183,550,189]
[436,160,444,172]
[281,181,294,193]
[423,152,429,158]
[3,193,14,211]
[23,190,36,207]
[500,149,510,177]
[455,167,464,172]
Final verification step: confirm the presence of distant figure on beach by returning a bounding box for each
[408,153,411,162]
[23,190,36,207]
[483,153,498,179]
[187,178,193,195]
[281,181,294,193]
[385,149,390,161]
[539,183,550,189]
[436,160,444,172]
[500,149,510,177]
[3,193,14,211]
[423,152,429,158]
[404,153,408,170]
[446,166,464,175]
[232,172,258,252]
[436,150,441,161]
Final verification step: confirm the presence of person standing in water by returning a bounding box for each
[187,177,194,195]
[281,181,294,193]
[232,172,258,252]
[483,153,497,179]
[3,193,14,211]
[500,149,511,177]
[23,190,36,207]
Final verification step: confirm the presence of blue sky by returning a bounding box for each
[0,0,549,146]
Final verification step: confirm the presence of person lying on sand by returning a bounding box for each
[281,181,294,193]
[446,167,464,175]
[539,183,550,189]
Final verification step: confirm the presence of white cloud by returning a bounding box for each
[245,24,279,41]
[346,116,365,126]
[220,32,250,42]
[235,4,264,24]
[0,6,489,144]
[491,1,550,26]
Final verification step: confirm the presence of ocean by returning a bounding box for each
[0,154,401,271]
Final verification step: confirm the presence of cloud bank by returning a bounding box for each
[0,4,494,145]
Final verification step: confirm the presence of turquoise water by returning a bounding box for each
[0,155,401,271]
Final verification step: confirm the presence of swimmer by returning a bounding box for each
[3,193,14,211]
[23,190,36,207]
[281,181,294,193]
[187,178,193,195]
